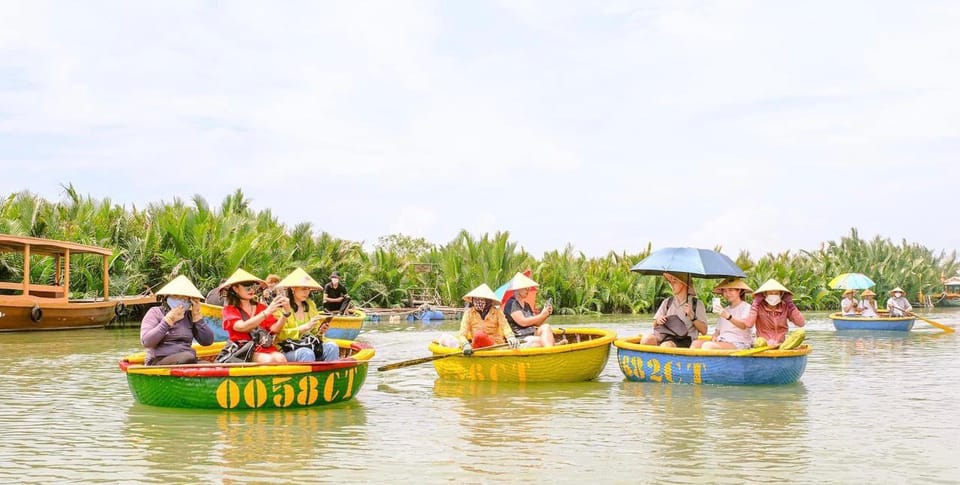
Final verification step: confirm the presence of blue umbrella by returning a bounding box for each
[828,273,875,290]
[630,247,745,279]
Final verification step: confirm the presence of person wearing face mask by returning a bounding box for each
[744,279,805,347]
[322,271,351,314]
[639,272,707,348]
[140,275,214,365]
[456,284,519,355]
[840,289,861,316]
[886,287,913,317]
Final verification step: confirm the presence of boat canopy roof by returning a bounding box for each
[0,234,112,257]
[943,276,960,286]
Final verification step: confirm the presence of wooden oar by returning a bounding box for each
[893,306,955,333]
[731,344,778,357]
[377,343,510,372]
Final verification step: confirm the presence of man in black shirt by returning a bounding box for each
[323,271,351,314]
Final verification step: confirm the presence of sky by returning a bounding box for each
[1,0,958,258]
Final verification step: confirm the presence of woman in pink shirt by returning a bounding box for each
[744,279,805,346]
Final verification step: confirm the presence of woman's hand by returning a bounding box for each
[266,295,288,314]
[654,315,667,326]
[164,306,186,326]
[190,298,203,321]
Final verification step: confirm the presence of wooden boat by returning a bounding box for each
[829,312,915,331]
[613,337,811,385]
[934,276,960,307]
[0,234,155,332]
[119,339,374,409]
[426,328,615,382]
[199,302,365,341]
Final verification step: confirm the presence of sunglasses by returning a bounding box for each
[241,283,261,291]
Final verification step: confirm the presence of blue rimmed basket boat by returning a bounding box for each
[829,312,915,331]
[613,337,811,385]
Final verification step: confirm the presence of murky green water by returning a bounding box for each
[1,310,958,483]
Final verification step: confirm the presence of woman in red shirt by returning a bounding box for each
[219,268,291,364]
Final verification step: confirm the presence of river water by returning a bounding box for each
[1,310,958,483]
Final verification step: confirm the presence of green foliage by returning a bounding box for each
[0,189,956,313]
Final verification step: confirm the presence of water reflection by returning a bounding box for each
[122,401,368,483]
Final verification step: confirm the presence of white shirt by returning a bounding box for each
[715,301,753,346]
[841,297,859,315]
[858,299,878,318]
[886,296,912,316]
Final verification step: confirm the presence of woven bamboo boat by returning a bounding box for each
[119,340,374,409]
[614,337,811,385]
[829,312,915,331]
[426,328,615,382]
[199,303,365,341]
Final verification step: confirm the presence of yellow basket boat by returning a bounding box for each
[426,328,615,382]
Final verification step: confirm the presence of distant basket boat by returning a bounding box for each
[119,340,374,409]
[0,234,156,332]
[829,312,915,331]
[613,337,811,385]
[199,303,365,341]
[426,328,615,382]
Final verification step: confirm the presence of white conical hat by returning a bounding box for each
[278,267,323,290]
[463,283,499,303]
[156,275,204,299]
[754,279,792,295]
[889,287,905,295]
[507,272,539,290]
[217,268,266,292]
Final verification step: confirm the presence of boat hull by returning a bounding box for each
[119,340,374,409]
[200,303,365,341]
[427,328,615,382]
[614,337,811,385]
[0,295,152,332]
[937,296,960,307]
[829,313,915,331]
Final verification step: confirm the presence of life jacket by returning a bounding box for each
[465,308,506,344]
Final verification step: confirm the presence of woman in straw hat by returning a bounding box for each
[840,289,861,316]
[885,287,913,317]
[502,272,556,348]
[275,268,340,362]
[858,289,878,318]
[220,268,291,364]
[140,275,214,365]
[691,278,754,350]
[640,272,707,348]
[456,284,519,355]
[744,279,806,346]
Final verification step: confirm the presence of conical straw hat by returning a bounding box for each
[712,277,753,294]
[278,267,323,290]
[508,272,539,290]
[156,275,204,299]
[463,283,499,303]
[889,287,905,295]
[861,289,876,297]
[218,268,266,291]
[754,279,792,295]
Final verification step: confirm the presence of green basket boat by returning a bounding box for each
[119,340,374,410]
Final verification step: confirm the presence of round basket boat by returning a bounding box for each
[829,312,915,331]
[613,337,811,385]
[426,328,615,382]
[119,340,374,410]
[199,303,365,341]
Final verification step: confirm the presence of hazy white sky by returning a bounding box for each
[2,1,958,258]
